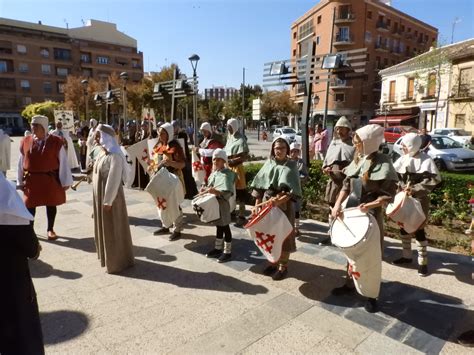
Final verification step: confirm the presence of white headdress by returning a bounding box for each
[0,173,34,225]
[355,124,384,156]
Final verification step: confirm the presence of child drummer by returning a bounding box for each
[289,142,308,236]
[202,149,236,263]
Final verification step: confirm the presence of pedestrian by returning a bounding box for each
[308,127,315,160]
[202,148,236,263]
[225,118,250,227]
[86,118,99,167]
[172,120,198,199]
[289,142,308,235]
[17,115,73,240]
[0,128,11,176]
[313,123,328,160]
[392,133,441,276]
[0,173,44,354]
[51,121,80,170]
[92,124,134,273]
[250,137,302,280]
[195,122,224,183]
[331,124,398,312]
[150,123,186,241]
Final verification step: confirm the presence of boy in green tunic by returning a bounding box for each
[203,148,237,263]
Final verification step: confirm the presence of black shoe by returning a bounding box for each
[169,231,181,241]
[418,264,428,276]
[457,330,474,347]
[263,264,278,276]
[318,237,331,246]
[153,227,170,235]
[272,268,288,281]
[392,257,413,265]
[206,248,223,258]
[364,298,378,313]
[234,217,247,227]
[217,253,232,263]
[331,284,356,296]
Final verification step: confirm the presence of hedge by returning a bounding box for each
[245,160,473,229]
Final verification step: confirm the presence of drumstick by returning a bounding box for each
[336,216,358,239]
[253,197,277,209]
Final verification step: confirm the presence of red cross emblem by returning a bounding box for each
[348,264,361,280]
[141,148,149,161]
[156,197,167,210]
[192,161,204,171]
[255,231,275,254]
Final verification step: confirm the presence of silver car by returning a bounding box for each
[391,135,474,171]
[273,127,297,143]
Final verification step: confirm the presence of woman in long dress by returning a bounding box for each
[92,124,134,274]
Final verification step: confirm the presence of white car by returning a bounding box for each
[273,127,297,143]
[430,128,473,148]
[391,135,474,171]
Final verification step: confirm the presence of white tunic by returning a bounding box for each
[0,130,11,173]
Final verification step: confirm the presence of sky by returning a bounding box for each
[0,0,472,91]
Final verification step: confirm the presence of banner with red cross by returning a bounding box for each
[244,204,293,263]
[191,149,206,188]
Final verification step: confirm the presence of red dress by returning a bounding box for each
[20,135,66,208]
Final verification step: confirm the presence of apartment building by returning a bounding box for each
[290,0,437,128]
[0,18,143,129]
[204,86,239,102]
[377,39,474,131]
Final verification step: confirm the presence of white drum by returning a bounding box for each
[192,193,220,223]
[145,168,178,201]
[330,208,371,256]
[386,191,426,234]
[244,204,293,263]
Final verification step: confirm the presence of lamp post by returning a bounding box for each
[189,53,200,146]
[81,79,89,122]
[120,71,129,134]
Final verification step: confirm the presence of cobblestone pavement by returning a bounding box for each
[6,136,473,354]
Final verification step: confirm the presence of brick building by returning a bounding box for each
[0,18,143,131]
[290,0,437,128]
[204,86,239,102]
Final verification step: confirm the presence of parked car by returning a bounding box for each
[430,128,473,148]
[391,135,474,171]
[273,127,297,143]
[384,125,418,144]
[269,125,283,133]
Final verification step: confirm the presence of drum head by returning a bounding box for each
[330,209,370,248]
[386,191,405,216]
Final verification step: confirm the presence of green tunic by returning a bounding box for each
[224,132,249,157]
[207,168,236,226]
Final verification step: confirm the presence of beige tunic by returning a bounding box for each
[92,152,134,273]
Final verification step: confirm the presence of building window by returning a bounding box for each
[80,53,91,63]
[23,97,32,105]
[383,58,388,67]
[298,20,314,40]
[0,78,16,90]
[454,114,466,128]
[386,18,391,26]
[317,15,321,24]
[316,36,320,45]
[17,44,27,54]
[57,82,66,94]
[407,77,415,99]
[389,80,396,102]
[54,48,72,61]
[458,67,472,96]
[293,32,297,39]
[367,11,372,19]
[20,80,30,90]
[41,64,51,74]
[19,63,28,73]
[97,56,109,64]
[40,48,49,58]
[427,73,436,96]
[43,81,52,94]
[365,31,372,43]
[131,59,141,68]
[0,61,7,73]
[335,93,345,102]
[56,67,69,76]
[338,27,350,41]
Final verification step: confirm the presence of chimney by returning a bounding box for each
[38,20,42,25]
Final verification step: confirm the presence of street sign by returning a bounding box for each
[54,110,74,131]
[252,98,261,121]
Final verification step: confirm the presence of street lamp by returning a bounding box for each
[120,71,129,135]
[81,79,89,122]
[189,53,200,146]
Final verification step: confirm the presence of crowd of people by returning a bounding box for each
[1,113,473,353]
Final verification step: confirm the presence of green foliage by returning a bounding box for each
[245,162,263,190]
[302,160,329,204]
[21,101,63,122]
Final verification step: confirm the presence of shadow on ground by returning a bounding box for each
[30,259,82,280]
[41,310,89,345]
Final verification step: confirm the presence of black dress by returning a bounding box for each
[0,224,44,355]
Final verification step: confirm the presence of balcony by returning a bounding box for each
[450,84,474,101]
[375,43,389,52]
[376,21,389,31]
[330,79,351,89]
[335,12,356,23]
[334,33,354,46]
[405,33,414,41]
[390,47,402,55]
[392,29,403,37]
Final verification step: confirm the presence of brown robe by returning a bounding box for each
[92,152,134,273]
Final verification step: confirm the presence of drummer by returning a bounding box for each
[201,149,236,263]
[250,137,302,281]
[331,124,398,312]
[149,123,186,241]
[392,133,440,276]
[224,118,249,227]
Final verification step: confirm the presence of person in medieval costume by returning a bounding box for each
[86,118,99,166]
[320,116,355,244]
[202,148,236,263]
[92,124,134,274]
[251,137,302,281]
[331,124,398,312]
[289,142,308,236]
[0,173,44,354]
[0,128,11,176]
[392,133,441,276]
[224,118,249,227]
[195,122,224,183]
[150,123,186,241]
[172,120,198,199]
[51,121,80,170]
[17,115,73,240]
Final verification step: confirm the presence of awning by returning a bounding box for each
[369,115,418,124]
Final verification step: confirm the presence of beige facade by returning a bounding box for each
[378,39,474,132]
[290,0,437,127]
[0,17,143,126]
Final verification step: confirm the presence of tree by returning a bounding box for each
[261,90,300,125]
[21,101,63,124]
